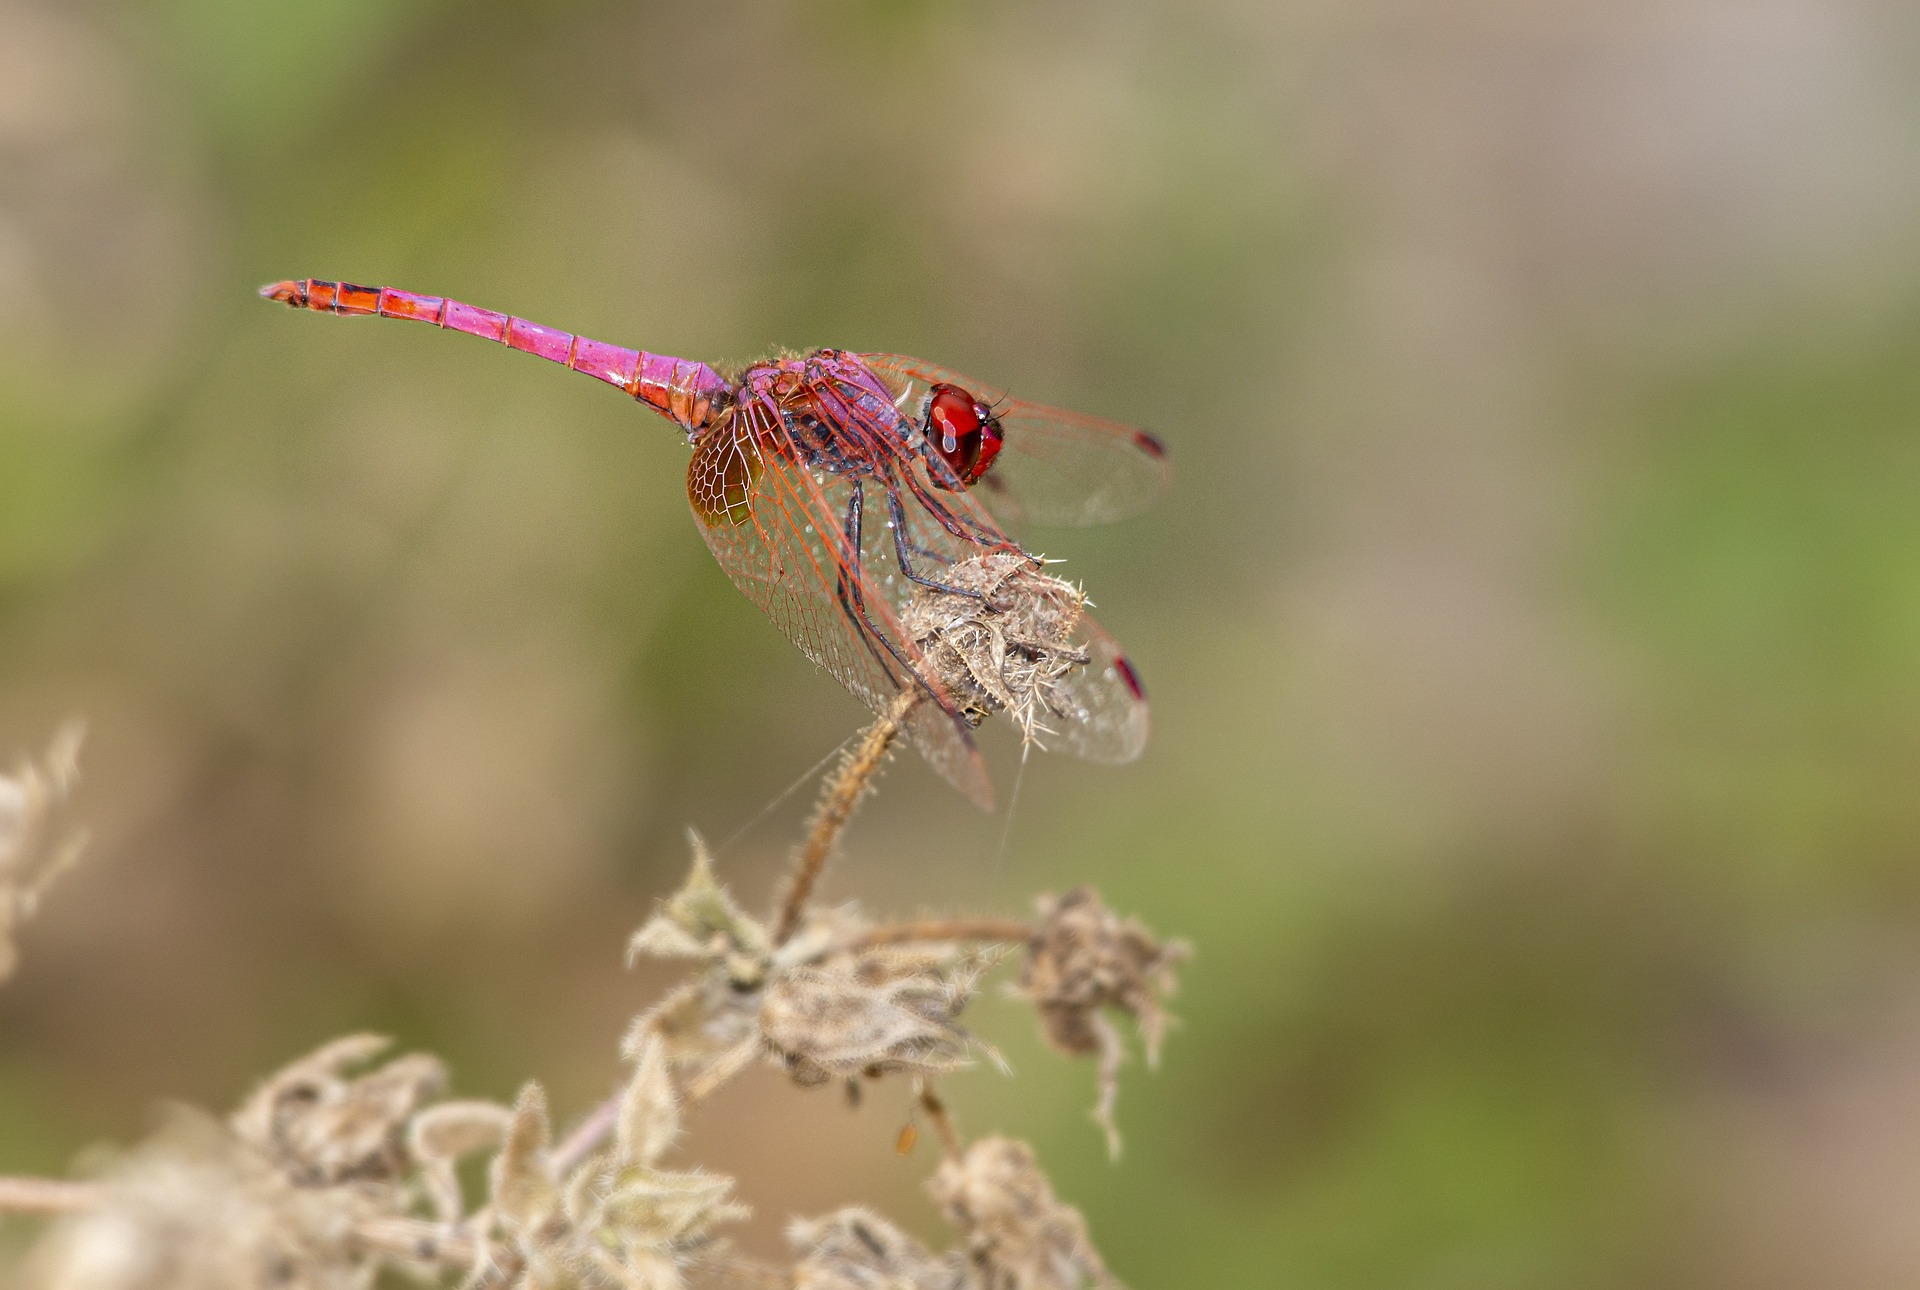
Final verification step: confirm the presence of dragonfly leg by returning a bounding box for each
[887,489,987,602]
[897,466,1026,554]
[834,480,953,710]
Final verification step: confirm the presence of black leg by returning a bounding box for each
[898,463,1021,552]
[832,480,945,701]
[888,489,986,601]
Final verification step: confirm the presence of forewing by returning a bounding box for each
[861,353,1171,527]
[686,404,994,809]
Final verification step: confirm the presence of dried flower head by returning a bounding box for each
[901,554,1091,746]
[1019,889,1187,1158]
[788,1208,968,1290]
[20,1110,377,1290]
[930,1138,1117,1290]
[759,947,997,1088]
[0,721,86,983]
[627,836,995,1100]
[229,1034,446,1193]
[625,838,782,1101]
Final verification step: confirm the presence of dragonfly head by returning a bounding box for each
[922,383,1005,490]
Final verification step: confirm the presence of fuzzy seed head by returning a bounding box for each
[900,554,1092,747]
[1019,889,1187,1156]
[229,1035,446,1191]
[929,1138,1119,1290]
[760,948,991,1087]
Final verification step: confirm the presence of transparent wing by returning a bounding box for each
[861,353,1171,527]
[686,400,994,809]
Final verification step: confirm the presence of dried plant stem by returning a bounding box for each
[772,691,916,946]
[552,1032,755,1176]
[0,1176,99,1216]
[549,1093,624,1178]
[853,917,1034,950]
[918,1085,963,1160]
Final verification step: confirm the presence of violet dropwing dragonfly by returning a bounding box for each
[260,279,1169,808]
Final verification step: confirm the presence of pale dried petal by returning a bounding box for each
[624,977,759,1076]
[491,1083,557,1232]
[759,951,986,1086]
[408,1100,513,1224]
[591,1165,747,1246]
[616,1034,680,1170]
[627,832,769,967]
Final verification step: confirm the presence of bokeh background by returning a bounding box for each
[5,0,1920,1285]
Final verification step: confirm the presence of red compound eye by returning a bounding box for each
[924,383,1003,489]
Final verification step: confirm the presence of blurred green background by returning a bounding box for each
[6,0,1920,1285]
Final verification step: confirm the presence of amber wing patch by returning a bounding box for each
[687,417,763,527]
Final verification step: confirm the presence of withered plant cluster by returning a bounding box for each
[0,564,1186,1290]
[0,722,86,985]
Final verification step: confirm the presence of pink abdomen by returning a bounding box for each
[259,278,726,433]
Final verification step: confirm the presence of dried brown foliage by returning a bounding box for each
[1019,889,1188,1158]
[4,660,1181,1287]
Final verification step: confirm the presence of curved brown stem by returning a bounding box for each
[917,1084,963,1160]
[549,1092,624,1177]
[772,692,915,946]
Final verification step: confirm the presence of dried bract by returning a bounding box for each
[230,1034,446,1192]
[760,948,993,1087]
[1019,889,1186,1157]
[626,835,987,1100]
[487,1042,748,1290]
[929,1139,1117,1290]
[407,1099,513,1224]
[0,721,86,983]
[900,554,1090,747]
[788,1208,969,1290]
[627,832,770,969]
[20,1110,376,1290]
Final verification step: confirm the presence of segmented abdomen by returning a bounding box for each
[260,278,726,433]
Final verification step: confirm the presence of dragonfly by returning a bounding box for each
[260,278,1169,808]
